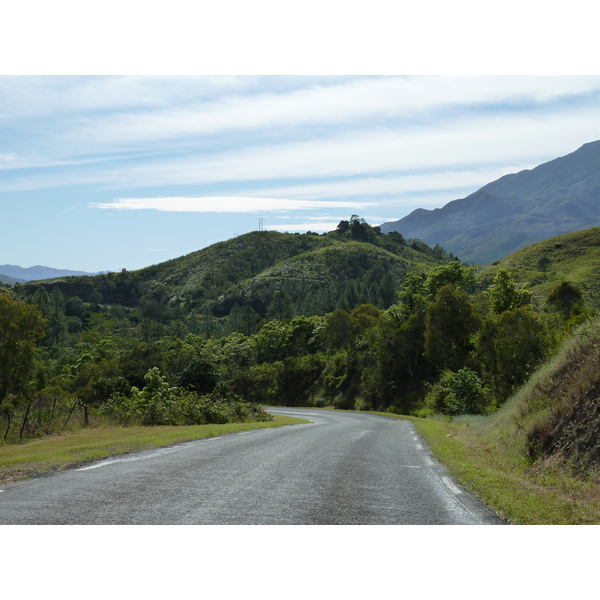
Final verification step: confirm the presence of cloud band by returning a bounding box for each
[93,196,379,213]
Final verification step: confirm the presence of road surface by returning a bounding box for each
[0,408,505,524]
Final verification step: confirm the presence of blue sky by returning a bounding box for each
[3,74,600,273]
[2,1,600,274]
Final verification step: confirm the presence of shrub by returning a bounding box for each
[424,367,493,416]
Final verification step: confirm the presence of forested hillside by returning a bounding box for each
[2,217,593,450]
[17,217,452,329]
[2,217,461,441]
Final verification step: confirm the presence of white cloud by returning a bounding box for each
[7,101,600,202]
[0,76,251,120]
[243,166,531,201]
[103,103,600,189]
[265,222,339,232]
[48,76,600,151]
[93,196,380,213]
[3,75,598,167]
[3,77,600,214]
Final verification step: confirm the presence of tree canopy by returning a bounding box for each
[0,295,47,408]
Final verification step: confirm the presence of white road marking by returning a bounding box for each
[77,446,182,471]
[441,476,463,495]
[415,443,423,450]
[270,411,319,416]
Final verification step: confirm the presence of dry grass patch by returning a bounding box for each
[0,416,307,484]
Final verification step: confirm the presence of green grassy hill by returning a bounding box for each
[20,223,453,320]
[477,226,600,309]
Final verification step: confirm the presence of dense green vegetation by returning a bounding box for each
[1,217,457,441]
[21,216,448,325]
[3,216,600,512]
[413,317,600,524]
[490,225,600,304]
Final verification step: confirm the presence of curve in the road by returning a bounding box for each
[0,408,506,525]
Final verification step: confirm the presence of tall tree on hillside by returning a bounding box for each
[424,284,481,372]
[489,307,548,396]
[424,260,477,298]
[536,256,552,277]
[545,281,586,321]
[0,295,47,408]
[31,286,67,346]
[47,287,68,346]
[486,268,532,314]
[324,309,353,354]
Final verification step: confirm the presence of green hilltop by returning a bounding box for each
[480,225,600,309]
[19,220,454,322]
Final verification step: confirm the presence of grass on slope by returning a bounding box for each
[0,416,308,485]
[381,319,600,524]
[486,226,600,308]
[367,410,600,524]
[412,416,600,524]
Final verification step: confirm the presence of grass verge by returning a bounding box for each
[371,411,600,524]
[6,402,598,524]
[0,415,308,485]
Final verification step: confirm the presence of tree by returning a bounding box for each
[424,261,476,298]
[253,320,291,363]
[485,268,532,314]
[324,309,353,353]
[0,295,47,408]
[31,286,68,346]
[349,215,372,241]
[545,281,586,320]
[350,304,380,336]
[424,284,481,372]
[536,256,552,275]
[175,355,218,395]
[266,291,295,320]
[132,367,176,426]
[424,367,492,415]
[286,315,324,357]
[47,287,68,346]
[396,272,426,316]
[361,275,429,409]
[227,303,261,336]
[478,307,548,398]
[336,220,350,234]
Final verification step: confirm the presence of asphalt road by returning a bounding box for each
[0,408,505,524]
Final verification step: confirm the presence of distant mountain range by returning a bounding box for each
[5,140,600,285]
[380,140,600,265]
[0,264,109,284]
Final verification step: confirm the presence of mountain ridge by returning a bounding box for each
[0,264,110,282]
[380,140,600,265]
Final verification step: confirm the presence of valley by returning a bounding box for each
[3,143,600,525]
